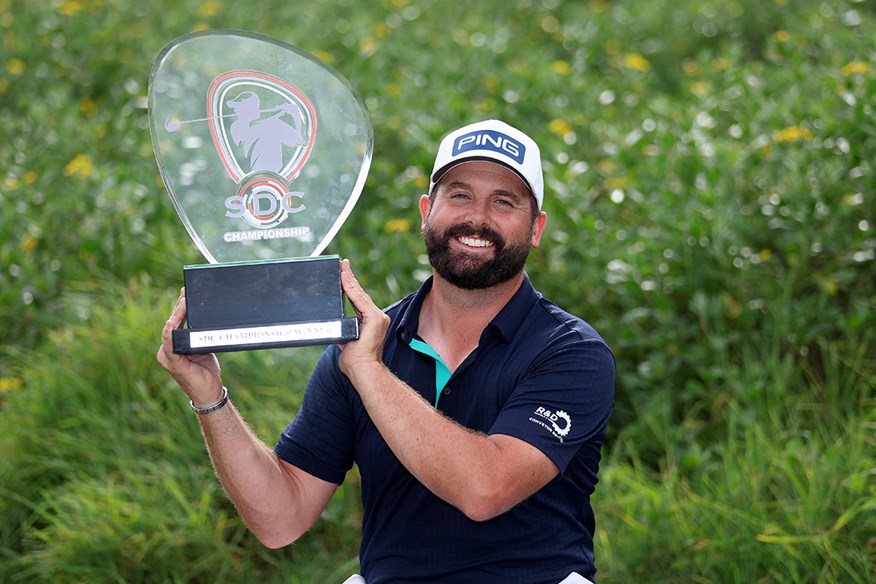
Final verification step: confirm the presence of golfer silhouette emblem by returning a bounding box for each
[226,92,305,173]
[164,70,318,230]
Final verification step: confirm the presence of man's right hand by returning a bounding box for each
[155,289,337,549]
[156,288,225,408]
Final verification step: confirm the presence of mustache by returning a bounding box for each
[443,223,505,248]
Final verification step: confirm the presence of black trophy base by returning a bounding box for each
[172,255,359,354]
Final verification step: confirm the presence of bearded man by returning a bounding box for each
[158,120,616,584]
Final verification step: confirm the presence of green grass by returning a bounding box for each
[595,332,875,582]
[2,0,874,581]
[0,281,361,582]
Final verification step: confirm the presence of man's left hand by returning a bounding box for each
[338,259,390,378]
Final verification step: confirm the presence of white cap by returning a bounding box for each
[429,119,544,209]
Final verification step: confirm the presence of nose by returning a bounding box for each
[463,196,492,226]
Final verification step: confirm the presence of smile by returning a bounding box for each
[458,236,494,248]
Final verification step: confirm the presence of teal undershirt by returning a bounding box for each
[408,338,451,408]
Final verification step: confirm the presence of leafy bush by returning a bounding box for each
[1,0,873,581]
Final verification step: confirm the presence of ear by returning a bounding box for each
[418,194,432,230]
[530,211,548,248]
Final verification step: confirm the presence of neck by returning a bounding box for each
[419,272,524,343]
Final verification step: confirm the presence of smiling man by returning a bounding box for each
[157,120,616,583]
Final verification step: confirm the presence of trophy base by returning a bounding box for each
[172,317,359,354]
[172,255,359,354]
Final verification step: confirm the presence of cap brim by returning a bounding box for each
[430,156,536,200]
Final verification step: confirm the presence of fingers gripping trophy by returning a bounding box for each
[148,30,372,354]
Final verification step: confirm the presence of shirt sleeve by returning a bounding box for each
[274,346,356,485]
[487,339,615,475]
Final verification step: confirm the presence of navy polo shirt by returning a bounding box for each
[275,275,615,584]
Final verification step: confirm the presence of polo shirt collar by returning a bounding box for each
[395,274,540,344]
[488,273,540,342]
[396,277,432,344]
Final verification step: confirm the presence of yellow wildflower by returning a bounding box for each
[597,159,616,174]
[23,170,36,185]
[373,23,390,39]
[774,126,812,143]
[484,75,500,93]
[690,81,710,97]
[386,115,403,130]
[842,192,864,206]
[64,154,94,178]
[413,175,429,190]
[79,96,96,116]
[683,60,701,77]
[759,249,773,262]
[22,233,38,254]
[589,0,608,13]
[384,218,412,233]
[623,53,651,73]
[773,30,790,43]
[552,60,571,75]
[359,37,378,56]
[540,15,560,34]
[197,0,219,18]
[0,377,22,393]
[605,177,630,190]
[713,58,731,71]
[817,277,838,296]
[312,50,335,65]
[841,61,869,76]
[59,0,84,16]
[475,98,497,116]
[7,57,24,76]
[548,119,573,139]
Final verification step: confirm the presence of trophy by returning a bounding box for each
[148,30,371,354]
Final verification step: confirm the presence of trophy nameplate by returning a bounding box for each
[148,30,371,353]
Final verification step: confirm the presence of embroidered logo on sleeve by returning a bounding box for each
[529,407,572,442]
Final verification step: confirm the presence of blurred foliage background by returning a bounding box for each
[1,0,874,582]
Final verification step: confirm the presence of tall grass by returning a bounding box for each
[1,0,874,581]
[595,331,875,582]
[0,280,359,582]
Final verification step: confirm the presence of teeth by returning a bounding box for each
[459,236,493,248]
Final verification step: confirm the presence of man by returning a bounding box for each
[157,119,615,583]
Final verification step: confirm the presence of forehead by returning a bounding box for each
[435,161,531,197]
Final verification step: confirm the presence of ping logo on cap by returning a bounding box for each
[452,130,526,165]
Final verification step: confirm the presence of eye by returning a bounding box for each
[493,196,519,209]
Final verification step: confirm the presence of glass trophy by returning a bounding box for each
[148,30,372,354]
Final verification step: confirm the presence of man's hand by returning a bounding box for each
[156,288,225,407]
[337,259,390,379]
[335,261,559,522]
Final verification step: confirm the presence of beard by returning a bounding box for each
[423,221,532,290]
